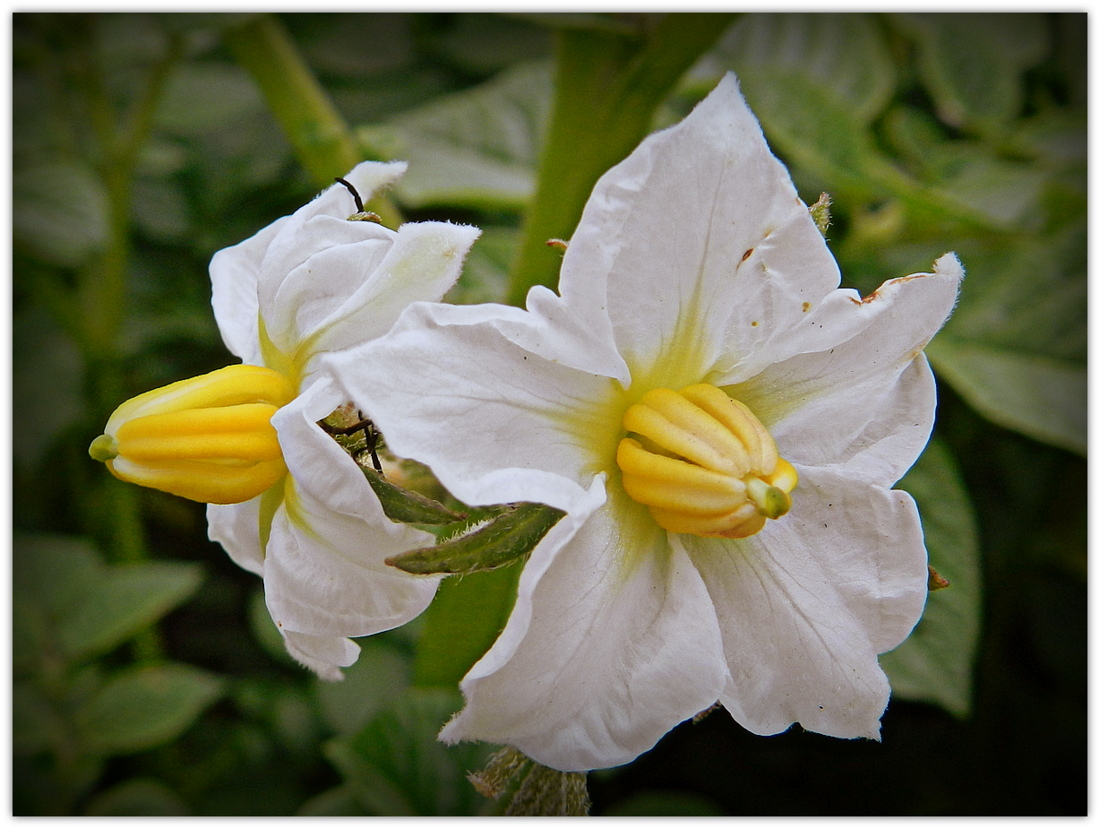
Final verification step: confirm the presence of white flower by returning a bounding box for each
[328,75,962,768]
[93,161,480,679]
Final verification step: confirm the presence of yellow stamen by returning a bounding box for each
[617,384,797,539]
[89,365,295,504]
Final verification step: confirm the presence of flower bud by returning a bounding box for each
[89,365,295,504]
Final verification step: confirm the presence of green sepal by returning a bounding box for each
[386,502,565,575]
[470,745,591,816]
[360,466,466,526]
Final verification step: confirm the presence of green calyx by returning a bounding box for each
[386,502,565,576]
[360,465,466,526]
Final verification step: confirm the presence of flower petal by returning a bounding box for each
[562,74,841,388]
[261,220,394,357]
[280,629,360,682]
[728,256,962,483]
[328,301,621,510]
[441,486,728,771]
[210,161,407,367]
[304,220,481,360]
[207,497,265,577]
[209,215,288,365]
[263,377,441,639]
[685,468,928,739]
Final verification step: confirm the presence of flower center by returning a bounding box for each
[89,364,295,505]
[616,384,797,539]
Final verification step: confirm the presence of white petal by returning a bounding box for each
[210,161,408,366]
[685,469,928,740]
[256,166,408,341]
[280,629,360,682]
[729,261,962,484]
[261,220,394,356]
[207,498,265,577]
[328,301,621,511]
[263,378,441,639]
[488,284,629,384]
[441,485,727,771]
[563,74,841,387]
[209,215,288,365]
[304,221,481,360]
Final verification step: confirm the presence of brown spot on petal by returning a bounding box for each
[751,320,759,327]
[802,302,811,312]
[853,273,928,305]
[741,248,754,262]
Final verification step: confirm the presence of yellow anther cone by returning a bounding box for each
[89,365,295,504]
[618,385,797,539]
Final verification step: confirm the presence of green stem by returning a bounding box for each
[223,14,401,227]
[505,13,735,306]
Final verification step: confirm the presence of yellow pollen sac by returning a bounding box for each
[617,384,797,539]
[88,364,296,505]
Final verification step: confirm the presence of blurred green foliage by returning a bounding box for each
[12,12,1085,815]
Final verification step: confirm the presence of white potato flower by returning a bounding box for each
[91,162,479,679]
[329,75,962,770]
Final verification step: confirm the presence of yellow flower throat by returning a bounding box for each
[616,384,797,539]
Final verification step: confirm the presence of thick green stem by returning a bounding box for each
[223,14,401,227]
[505,13,735,306]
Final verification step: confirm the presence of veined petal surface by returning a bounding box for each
[685,467,927,739]
[442,486,727,772]
[729,258,962,484]
[564,74,842,388]
[330,301,621,505]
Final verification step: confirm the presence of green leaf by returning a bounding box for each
[879,105,1052,231]
[427,13,553,75]
[323,688,492,816]
[387,502,564,575]
[717,14,898,125]
[357,60,552,211]
[13,159,111,268]
[74,663,223,756]
[414,565,521,689]
[59,561,205,661]
[13,533,101,617]
[928,223,1086,454]
[929,338,1085,456]
[12,307,85,469]
[883,438,982,717]
[313,638,413,735]
[154,60,266,137]
[297,784,366,816]
[893,13,1049,135]
[14,534,204,664]
[14,534,102,674]
[12,682,62,756]
[83,778,189,816]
